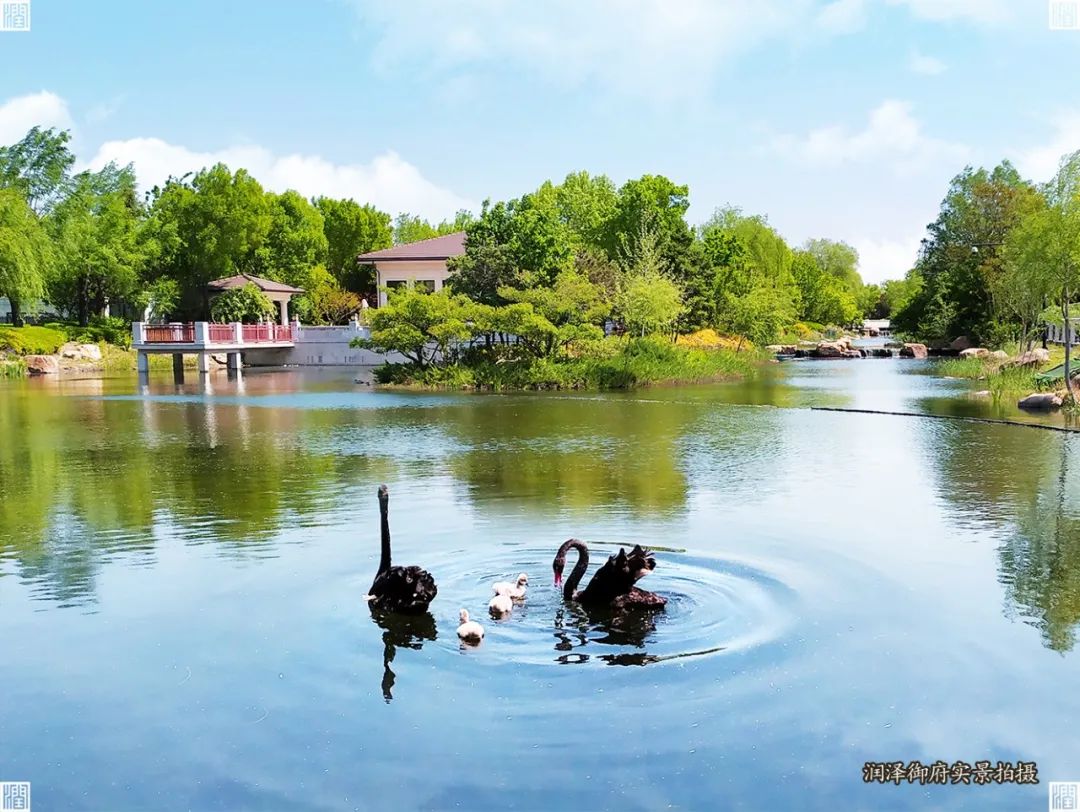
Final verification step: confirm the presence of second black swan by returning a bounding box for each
[552,539,667,609]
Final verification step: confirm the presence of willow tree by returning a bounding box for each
[0,189,51,325]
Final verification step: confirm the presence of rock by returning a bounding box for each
[59,342,102,362]
[900,343,928,359]
[813,341,862,359]
[1010,348,1051,367]
[959,347,990,359]
[950,336,973,351]
[990,350,1008,360]
[24,355,58,375]
[1018,392,1063,411]
[814,341,846,358]
[972,390,991,397]
[871,348,893,358]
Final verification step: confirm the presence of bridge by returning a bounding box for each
[132,321,297,377]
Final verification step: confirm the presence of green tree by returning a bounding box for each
[498,270,608,358]
[1005,152,1080,397]
[802,238,862,293]
[0,188,51,326]
[294,265,361,325]
[209,282,276,323]
[791,249,859,326]
[49,163,146,325]
[253,190,327,289]
[392,210,473,245]
[616,220,684,337]
[146,164,271,316]
[355,286,478,367]
[893,161,1034,343]
[606,175,694,282]
[0,126,75,215]
[314,197,392,292]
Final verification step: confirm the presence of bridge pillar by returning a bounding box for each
[196,351,210,374]
[227,352,241,370]
[137,350,149,375]
[172,353,184,383]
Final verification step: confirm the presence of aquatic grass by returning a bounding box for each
[934,357,989,380]
[0,357,26,378]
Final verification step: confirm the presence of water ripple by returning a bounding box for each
[419,542,799,668]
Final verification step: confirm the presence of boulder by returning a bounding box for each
[950,336,973,351]
[1018,392,1063,411]
[59,342,102,362]
[24,355,58,375]
[813,341,862,359]
[871,348,893,358]
[990,350,1008,360]
[900,343,928,359]
[1010,348,1051,367]
[814,341,846,358]
[959,347,990,359]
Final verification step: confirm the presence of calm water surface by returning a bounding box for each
[1,356,1078,811]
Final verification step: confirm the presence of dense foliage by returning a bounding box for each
[0,126,456,326]
[209,282,276,324]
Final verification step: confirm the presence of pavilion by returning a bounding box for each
[207,273,305,325]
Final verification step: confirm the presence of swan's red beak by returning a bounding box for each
[554,573,562,588]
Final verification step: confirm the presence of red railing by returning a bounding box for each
[144,323,194,343]
[208,324,237,343]
[241,324,294,343]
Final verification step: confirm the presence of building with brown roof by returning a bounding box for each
[356,232,466,306]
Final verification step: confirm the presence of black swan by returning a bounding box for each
[366,485,437,614]
[552,539,667,609]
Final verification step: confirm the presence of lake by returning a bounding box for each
[1,356,1078,811]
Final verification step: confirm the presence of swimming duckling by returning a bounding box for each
[456,609,484,643]
[492,572,529,600]
[488,593,513,617]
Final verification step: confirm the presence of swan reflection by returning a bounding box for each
[369,609,436,702]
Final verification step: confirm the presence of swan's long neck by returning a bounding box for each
[378,494,392,575]
[559,539,589,601]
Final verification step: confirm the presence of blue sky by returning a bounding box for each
[1,0,1079,282]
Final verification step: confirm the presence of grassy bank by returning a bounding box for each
[375,337,766,391]
[933,355,1053,399]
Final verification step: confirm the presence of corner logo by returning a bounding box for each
[1050,0,1080,29]
[1051,782,1080,811]
[0,782,30,811]
[0,1,29,32]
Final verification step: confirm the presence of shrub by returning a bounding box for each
[0,326,69,355]
[210,283,276,324]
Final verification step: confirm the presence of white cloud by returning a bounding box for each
[816,0,868,33]
[771,100,969,171]
[886,0,1013,24]
[0,91,72,145]
[852,234,923,284]
[908,49,947,75]
[85,137,474,221]
[351,0,820,100]
[1016,111,1080,183]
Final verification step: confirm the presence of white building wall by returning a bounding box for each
[246,323,409,366]
[374,259,450,306]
